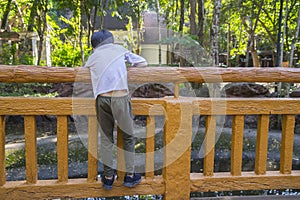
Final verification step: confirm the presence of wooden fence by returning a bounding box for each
[0,65,300,199]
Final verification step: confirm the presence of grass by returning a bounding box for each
[5,139,88,169]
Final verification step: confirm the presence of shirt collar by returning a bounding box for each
[94,43,114,51]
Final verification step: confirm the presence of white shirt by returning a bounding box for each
[84,44,147,98]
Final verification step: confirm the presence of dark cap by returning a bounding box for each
[91,29,114,48]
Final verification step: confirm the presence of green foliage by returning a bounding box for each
[0,43,15,65]
[0,43,34,65]
[0,0,299,66]
[51,39,86,67]
[0,83,56,97]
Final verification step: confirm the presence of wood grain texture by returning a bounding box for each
[280,115,296,174]
[231,115,245,176]
[191,171,300,192]
[1,97,299,116]
[87,116,98,182]
[145,116,155,179]
[57,116,69,183]
[255,115,270,175]
[0,97,166,116]
[24,116,37,184]
[192,98,300,115]
[0,116,5,186]
[117,127,126,181]
[1,65,300,83]
[0,177,164,199]
[163,100,193,200]
[203,115,216,176]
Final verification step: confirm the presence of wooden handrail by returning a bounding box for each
[1,65,300,83]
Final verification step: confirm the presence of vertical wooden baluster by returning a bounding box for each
[255,114,270,175]
[231,115,245,176]
[0,116,5,186]
[280,115,295,174]
[174,82,180,99]
[24,115,37,184]
[88,115,98,182]
[57,115,69,183]
[204,115,216,176]
[117,127,125,181]
[145,115,155,179]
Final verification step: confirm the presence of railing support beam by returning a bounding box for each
[164,100,193,200]
[0,116,5,186]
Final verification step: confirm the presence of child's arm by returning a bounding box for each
[125,52,148,67]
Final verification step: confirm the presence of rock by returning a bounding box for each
[131,83,173,98]
[222,82,270,97]
[51,83,74,97]
[290,87,300,97]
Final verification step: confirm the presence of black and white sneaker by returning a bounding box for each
[123,173,141,188]
[101,175,115,190]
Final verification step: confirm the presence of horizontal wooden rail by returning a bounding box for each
[190,171,300,192]
[0,178,165,199]
[1,65,300,83]
[0,97,300,116]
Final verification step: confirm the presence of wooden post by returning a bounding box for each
[57,115,69,183]
[174,83,180,99]
[24,116,37,184]
[0,116,5,186]
[145,115,155,179]
[163,99,193,200]
[203,115,216,176]
[255,114,270,175]
[280,115,295,174]
[88,115,98,182]
[117,127,126,181]
[231,115,245,176]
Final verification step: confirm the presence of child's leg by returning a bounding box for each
[121,130,135,174]
[112,96,135,174]
[96,96,115,177]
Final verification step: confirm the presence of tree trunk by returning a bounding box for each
[209,0,221,98]
[280,0,289,67]
[197,0,204,45]
[211,0,221,67]
[276,0,284,67]
[155,0,162,64]
[37,0,48,66]
[179,0,185,66]
[98,0,107,29]
[1,0,12,30]
[7,1,26,31]
[289,7,300,67]
[241,0,264,67]
[227,3,231,67]
[27,0,38,32]
[189,0,197,35]
[79,0,85,65]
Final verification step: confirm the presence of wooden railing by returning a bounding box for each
[0,65,300,199]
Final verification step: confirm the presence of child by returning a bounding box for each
[84,29,147,190]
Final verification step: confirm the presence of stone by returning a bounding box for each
[131,83,173,98]
[290,87,300,97]
[222,82,270,97]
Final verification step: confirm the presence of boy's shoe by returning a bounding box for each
[101,175,115,190]
[123,173,141,188]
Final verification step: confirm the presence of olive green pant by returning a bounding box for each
[96,95,135,177]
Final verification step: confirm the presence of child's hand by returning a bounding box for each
[133,62,148,67]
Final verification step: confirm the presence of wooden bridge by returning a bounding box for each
[0,65,300,199]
